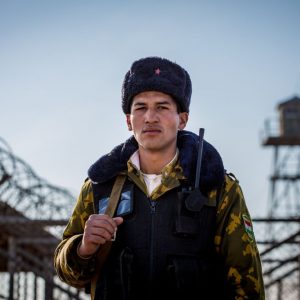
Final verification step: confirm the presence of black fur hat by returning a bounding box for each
[122,57,192,114]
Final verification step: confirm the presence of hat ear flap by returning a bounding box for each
[184,71,192,112]
[122,71,131,114]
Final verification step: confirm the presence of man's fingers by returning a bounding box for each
[80,215,124,256]
[84,216,123,241]
[83,214,124,246]
[86,215,117,234]
[87,227,114,241]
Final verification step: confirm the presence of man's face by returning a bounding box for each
[126,91,188,154]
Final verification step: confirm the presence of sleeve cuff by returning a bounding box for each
[77,241,94,260]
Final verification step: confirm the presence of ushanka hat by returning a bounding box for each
[121,56,192,114]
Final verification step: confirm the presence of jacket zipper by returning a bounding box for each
[149,198,157,287]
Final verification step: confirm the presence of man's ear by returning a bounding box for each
[126,114,132,131]
[178,112,189,130]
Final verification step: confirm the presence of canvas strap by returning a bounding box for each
[90,174,127,300]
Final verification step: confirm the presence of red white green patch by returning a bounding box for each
[242,214,255,242]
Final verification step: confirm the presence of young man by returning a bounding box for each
[54,57,265,299]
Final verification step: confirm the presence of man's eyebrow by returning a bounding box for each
[156,101,171,105]
[132,100,172,107]
[132,101,146,106]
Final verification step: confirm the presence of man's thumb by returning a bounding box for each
[113,216,124,226]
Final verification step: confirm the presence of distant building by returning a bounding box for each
[263,95,300,146]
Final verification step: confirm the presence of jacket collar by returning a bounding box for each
[88,130,225,193]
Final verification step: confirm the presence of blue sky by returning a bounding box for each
[1,0,300,218]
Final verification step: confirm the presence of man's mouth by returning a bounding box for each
[142,128,161,134]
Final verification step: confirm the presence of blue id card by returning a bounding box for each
[98,190,133,217]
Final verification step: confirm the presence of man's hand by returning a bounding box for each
[78,214,123,258]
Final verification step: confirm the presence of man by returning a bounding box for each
[54,57,265,299]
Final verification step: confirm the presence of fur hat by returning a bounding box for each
[121,57,192,114]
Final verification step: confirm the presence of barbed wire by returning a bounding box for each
[0,137,75,220]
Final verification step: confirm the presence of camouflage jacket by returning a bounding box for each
[54,130,265,299]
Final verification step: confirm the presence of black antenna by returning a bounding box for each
[194,128,205,189]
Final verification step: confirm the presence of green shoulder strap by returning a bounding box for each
[90,173,127,300]
[104,174,127,217]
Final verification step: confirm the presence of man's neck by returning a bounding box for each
[138,147,177,174]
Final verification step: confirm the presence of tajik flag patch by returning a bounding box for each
[242,214,255,243]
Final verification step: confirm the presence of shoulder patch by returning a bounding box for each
[242,214,255,243]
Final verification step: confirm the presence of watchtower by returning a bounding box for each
[262,95,300,217]
[259,96,300,300]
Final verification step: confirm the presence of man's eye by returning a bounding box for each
[158,106,168,110]
[135,107,146,111]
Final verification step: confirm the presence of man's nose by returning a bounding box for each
[145,109,158,123]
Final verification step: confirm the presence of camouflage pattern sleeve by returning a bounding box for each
[54,179,96,288]
[214,174,265,299]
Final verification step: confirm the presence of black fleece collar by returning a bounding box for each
[88,130,225,193]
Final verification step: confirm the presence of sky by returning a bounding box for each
[0,0,300,218]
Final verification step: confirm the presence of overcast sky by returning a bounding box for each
[1,0,300,218]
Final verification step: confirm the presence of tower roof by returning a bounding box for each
[278,95,300,109]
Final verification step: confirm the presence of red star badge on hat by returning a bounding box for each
[155,68,161,75]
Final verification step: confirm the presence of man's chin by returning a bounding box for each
[140,142,163,152]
